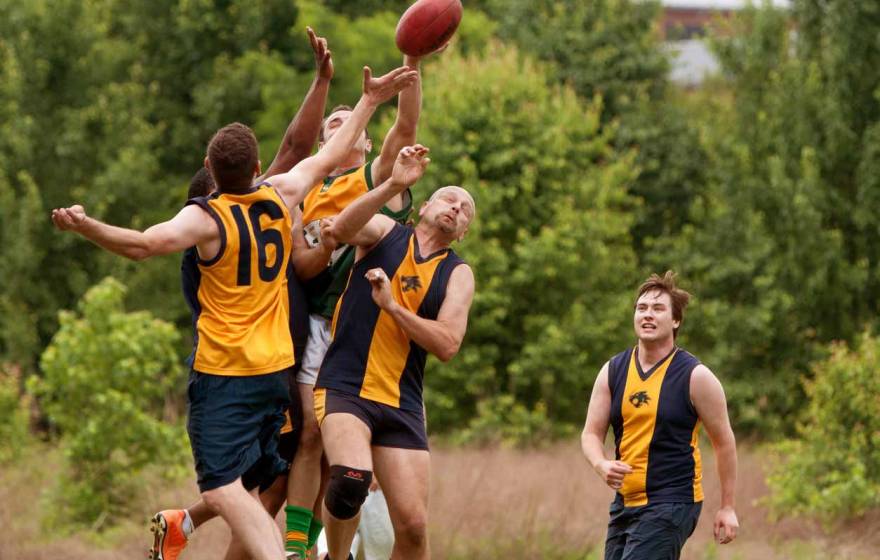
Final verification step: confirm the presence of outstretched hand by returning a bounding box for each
[307,26,333,81]
[391,144,430,190]
[51,205,88,232]
[362,66,419,106]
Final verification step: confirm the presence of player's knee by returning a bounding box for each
[324,465,372,520]
[201,484,235,512]
[394,512,428,548]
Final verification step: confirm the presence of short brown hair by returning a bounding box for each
[207,123,258,192]
[187,167,215,200]
[319,105,371,143]
[636,271,691,337]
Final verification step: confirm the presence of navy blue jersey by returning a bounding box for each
[608,347,704,507]
[317,224,465,411]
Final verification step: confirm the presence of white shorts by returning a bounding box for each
[296,314,332,385]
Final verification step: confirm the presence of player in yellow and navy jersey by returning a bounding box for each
[282,51,429,559]
[317,145,475,560]
[581,272,739,560]
[51,64,418,560]
[154,28,328,553]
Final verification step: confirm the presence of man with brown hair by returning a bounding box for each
[146,28,336,560]
[50,64,417,560]
[581,271,739,560]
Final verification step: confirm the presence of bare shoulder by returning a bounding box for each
[450,262,474,283]
[691,363,721,387]
[690,363,727,407]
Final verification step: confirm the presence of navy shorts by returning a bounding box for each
[604,501,702,560]
[314,388,428,450]
[187,369,291,493]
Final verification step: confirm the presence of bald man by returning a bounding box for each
[317,145,475,560]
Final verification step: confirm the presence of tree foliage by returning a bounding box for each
[33,278,188,529]
[767,333,880,520]
[395,44,640,437]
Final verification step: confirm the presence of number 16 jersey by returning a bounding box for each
[185,184,294,376]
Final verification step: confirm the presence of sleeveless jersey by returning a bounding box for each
[316,224,465,411]
[608,347,704,507]
[184,184,294,376]
[300,160,412,319]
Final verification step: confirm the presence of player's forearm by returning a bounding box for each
[714,434,738,509]
[286,76,331,162]
[312,96,378,176]
[386,302,461,362]
[291,243,332,280]
[581,430,609,472]
[374,60,421,182]
[77,218,152,261]
[330,178,405,244]
[392,56,421,135]
[259,77,330,181]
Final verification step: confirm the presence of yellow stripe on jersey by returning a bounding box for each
[314,388,327,426]
[193,186,294,376]
[359,236,444,407]
[691,421,704,502]
[619,349,677,507]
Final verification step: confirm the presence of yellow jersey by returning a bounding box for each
[185,184,294,376]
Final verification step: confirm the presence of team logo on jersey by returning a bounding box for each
[629,391,651,408]
[401,275,422,292]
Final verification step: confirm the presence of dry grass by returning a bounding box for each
[2,443,878,559]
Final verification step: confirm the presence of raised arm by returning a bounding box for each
[258,27,332,181]
[581,364,633,490]
[322,144,430,249]
[366,263,474,362]
[691,365,739,544]
[51,204,217,261]
[267,66,419,211]
[371,54,422,186]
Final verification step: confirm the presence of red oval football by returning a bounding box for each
[395,0,463,57]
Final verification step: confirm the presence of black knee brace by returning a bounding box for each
[324,465,372,520]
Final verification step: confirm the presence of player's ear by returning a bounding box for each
[255,159,262,178]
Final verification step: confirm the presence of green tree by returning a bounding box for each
[767,332,880,520]
[389,43,640,436]
[479,0,668,118]
[654,2,878,433]
[33,278,187,530]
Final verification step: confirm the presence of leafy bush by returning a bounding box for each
[32,277,188,530]
[767,332,880,520]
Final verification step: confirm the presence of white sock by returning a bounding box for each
[182,510,194,538]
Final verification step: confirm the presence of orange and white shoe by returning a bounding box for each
[149,510,188,560]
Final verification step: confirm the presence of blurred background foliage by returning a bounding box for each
[1,0,879,524]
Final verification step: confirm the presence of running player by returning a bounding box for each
[581,272,739,560]
[149,27,333,560]
[316,145,475,560]
[50,65,418,560]
[284,52,426,559]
